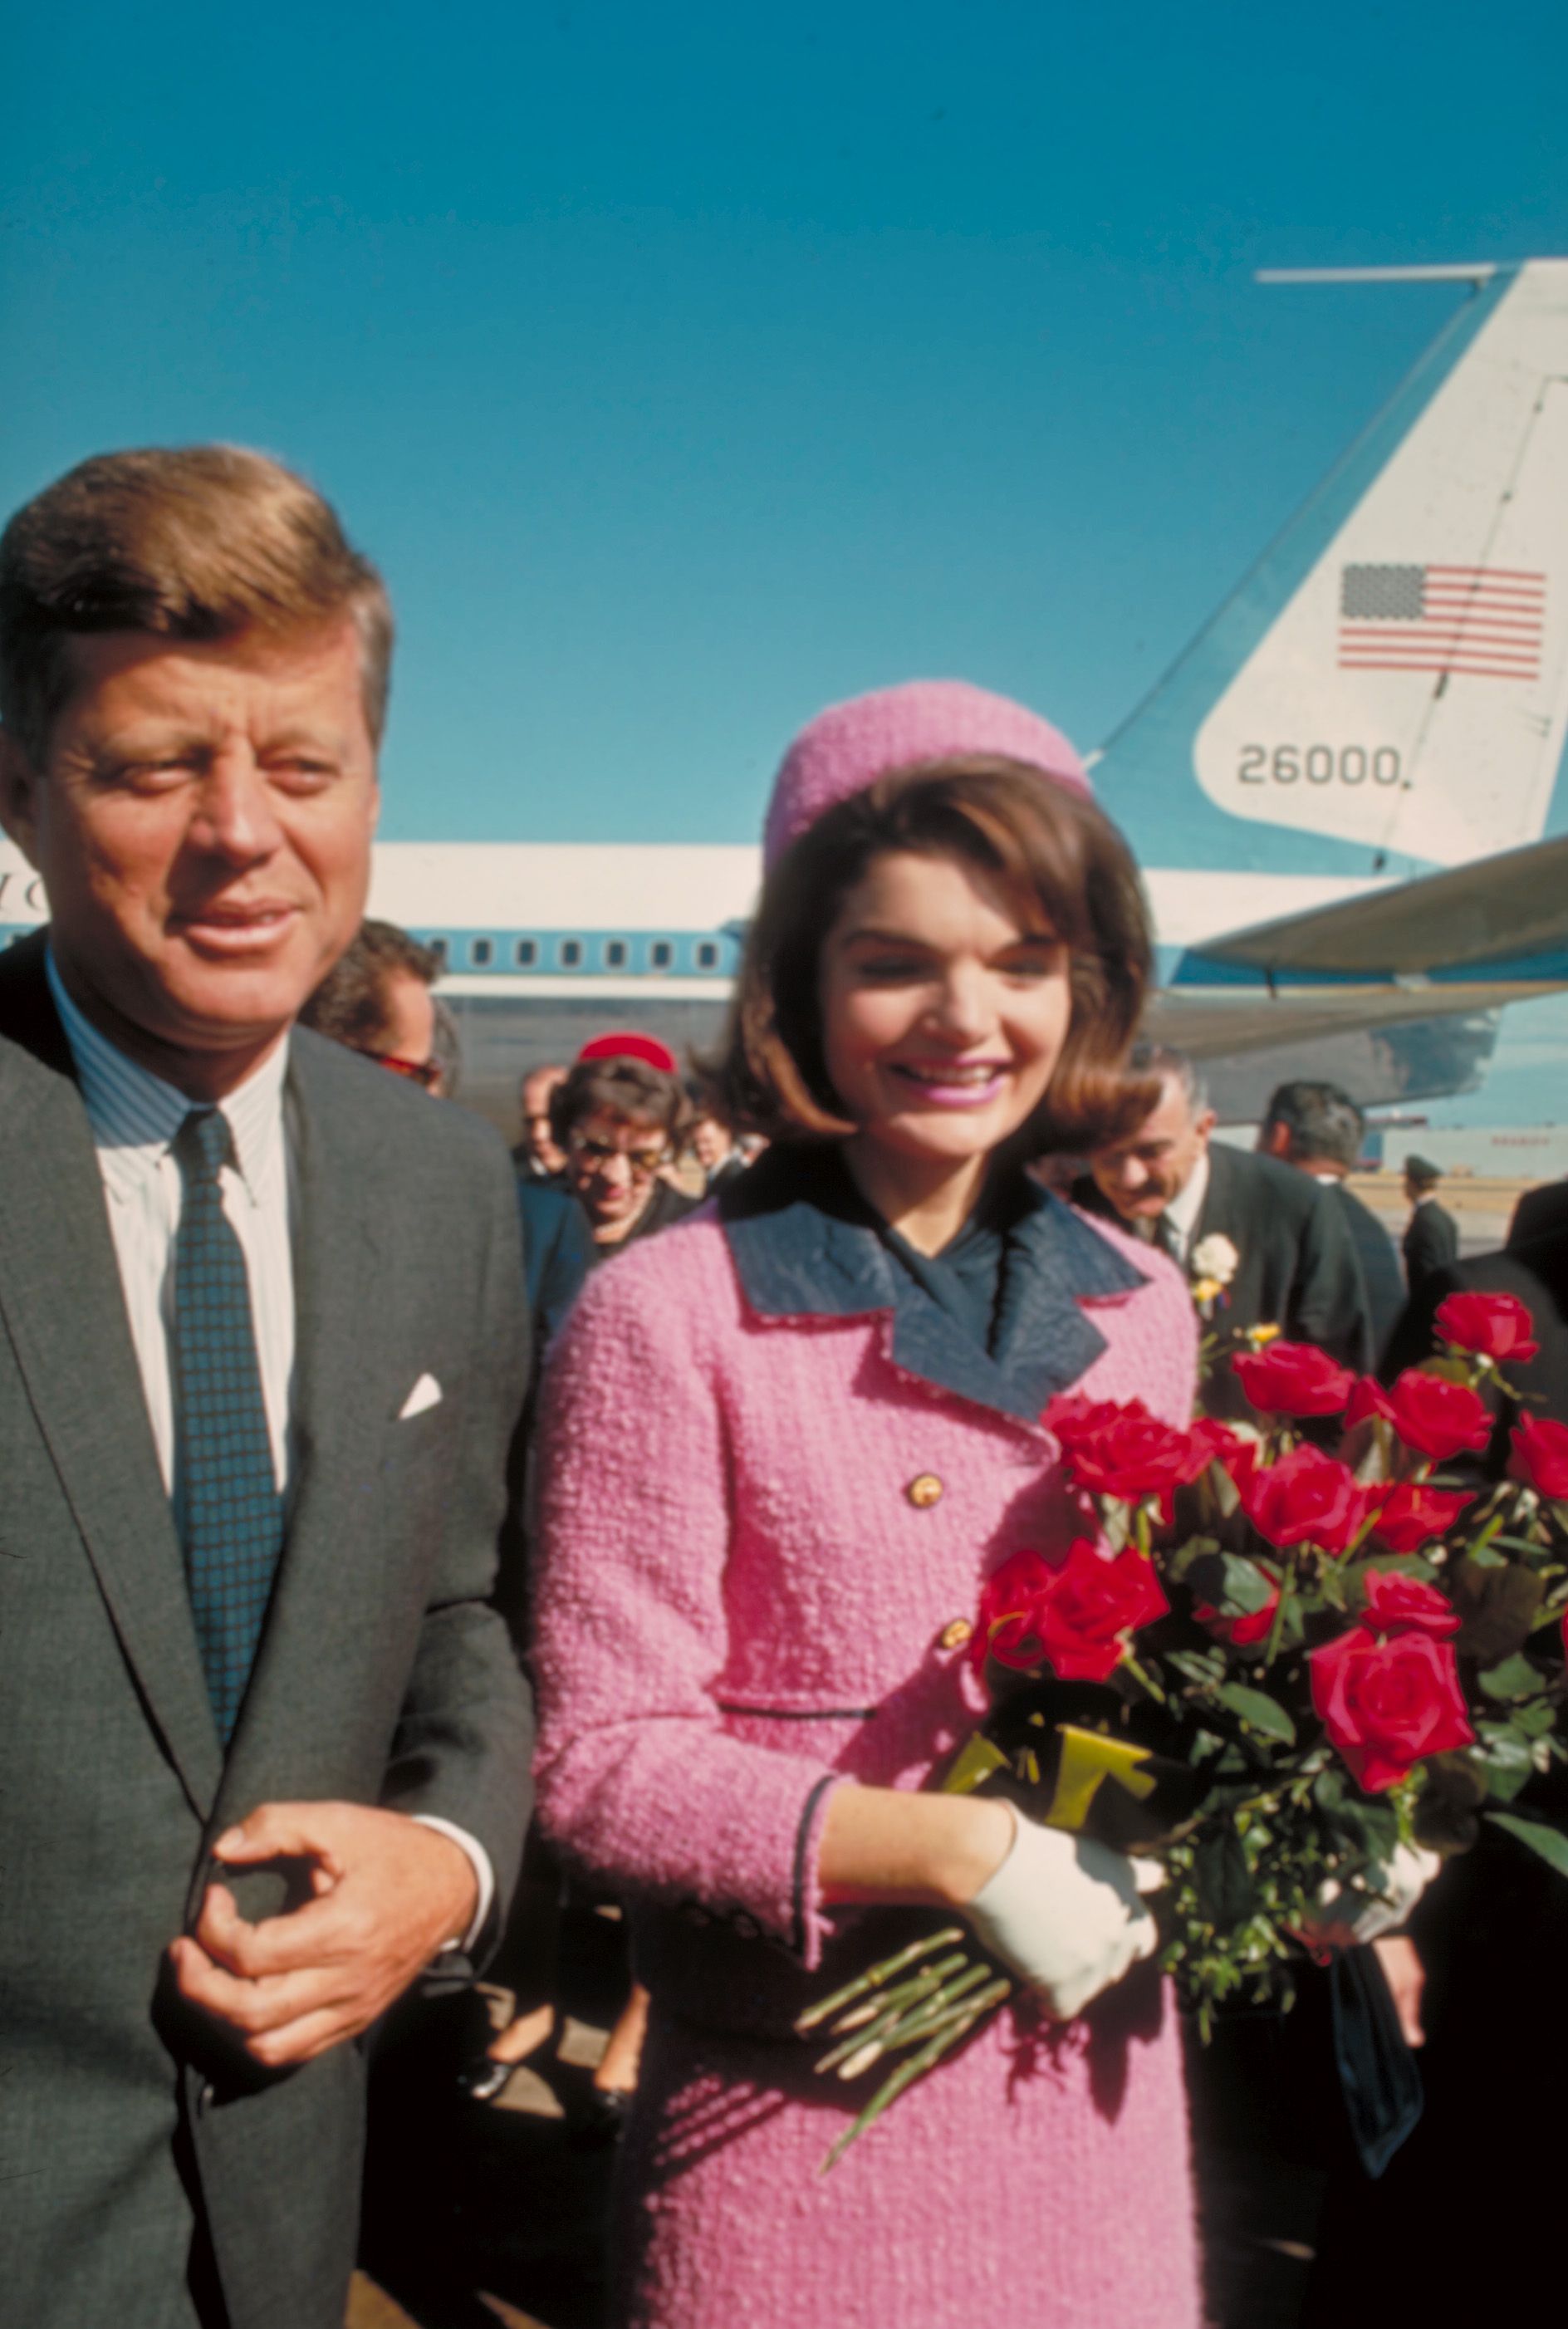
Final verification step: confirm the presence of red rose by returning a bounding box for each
[973,1540,1168,1683]
[1193,1586,1279,1648]
[1507,1412,1568,1499]
[1043,1393,1125,1450]
[1385,1370,1492,1464]
[1345,1377,1396,1429]
[1359,1567,1460,1639]
[1054,1400,1210,1506]
[1186,1415,1261,1488]
[1232,1341,1355,1418]
[1237,1444,1375,1557]
[1366,1481,1472,1555]
[972,1548,1056,1671]
[1433,1290,1540,1365]
[1309,1622,1474,1792]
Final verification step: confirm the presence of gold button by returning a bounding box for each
[938,1617,973,1651]
[907,1473,943,1508]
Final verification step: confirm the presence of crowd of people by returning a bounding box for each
[2,441,1561,2329]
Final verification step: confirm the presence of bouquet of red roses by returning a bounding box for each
[800,1291,1568,2163]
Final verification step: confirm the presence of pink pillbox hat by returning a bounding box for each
[762,679,1092,870]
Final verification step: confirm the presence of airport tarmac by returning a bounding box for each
[1344,1169,1531,1261]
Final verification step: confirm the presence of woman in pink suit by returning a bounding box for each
[532,681,1202,2328]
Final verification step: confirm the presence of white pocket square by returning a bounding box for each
[398,1373,443,1420]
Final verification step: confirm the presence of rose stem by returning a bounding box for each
[834,1962,1002,2079]
[813,1962,967,2072]
[794,1927,966,2033]
[821,1986,1011,2172]
[829,1954,970,2033]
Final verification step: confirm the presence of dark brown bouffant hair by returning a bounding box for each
[551,1056,690,1150]
[713,756,1154,1154]
[0,444,394,761]
[299,919,441,1052]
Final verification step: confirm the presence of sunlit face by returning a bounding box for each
[1090,1073,1214,1221]
[691,1115,733,1171]
[816,851,1072,1172]
[565,1107,671,1237]
[371,970,439,1084]
[521,1065,568,1174]
[0,622,379,1094]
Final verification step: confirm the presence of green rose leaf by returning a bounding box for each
[1314,1766,1401,1863]
[1167,1535,1223,1585]
[1213,1682,1296,1743]
[1193,1825,1255,1929]
[1485,1812,1568,1879]
[1477,1652,1546,1704]
[1512,1697,1557,1738]
[1473,1722,1535,1802]
[1451,1558,1544,1665]
[1184,1552,1277,1617]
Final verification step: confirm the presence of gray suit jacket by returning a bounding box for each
[0,933,533,2329]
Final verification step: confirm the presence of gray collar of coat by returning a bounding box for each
[719,1143,1149,1423]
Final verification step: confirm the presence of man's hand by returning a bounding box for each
[169,1802,478,2069]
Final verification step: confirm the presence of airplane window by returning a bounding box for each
[469,938,493,968]
[650,940,674,969]
[605,939,628,968]
[696,941,720,969]
[429,938,448,966]
[560,939,583,968]
[514,939,537,968]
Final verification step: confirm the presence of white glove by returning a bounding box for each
[1305,1843,1441,1949]
[963,1805,1162,2022]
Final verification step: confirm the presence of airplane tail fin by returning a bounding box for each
[1093,261,1568,879]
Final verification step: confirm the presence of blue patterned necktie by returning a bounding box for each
[171,1107,284,1743]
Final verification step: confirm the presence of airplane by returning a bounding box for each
[3,256,1567,1137]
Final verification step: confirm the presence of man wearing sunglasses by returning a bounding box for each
[300,917,445,1091]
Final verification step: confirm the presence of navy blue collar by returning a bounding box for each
[719,1146,1149,1424]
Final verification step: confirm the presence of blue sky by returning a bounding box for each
[6,0,1565,1118]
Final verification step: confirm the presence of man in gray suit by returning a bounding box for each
[0,448,532,2327]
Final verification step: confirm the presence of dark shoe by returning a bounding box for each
[568,2086,631,2148]
[458,2054,514,2105]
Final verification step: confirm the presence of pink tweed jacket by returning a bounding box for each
[532,1174,1202,2329]
[532,1184,1197,1999]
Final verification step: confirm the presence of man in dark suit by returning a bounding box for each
[1400,1152,1460,1298]
[1306,1223,1568,2317]
[1257,1078,1404,1361]
[1507,1173,1568,1249]
[1076,1046,1373,1410]
[0,447,532,2328]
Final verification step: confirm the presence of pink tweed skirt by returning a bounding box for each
[609,1964,1200,2329]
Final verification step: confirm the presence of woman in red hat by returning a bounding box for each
[553,1040,699,1262]
[532,684,1202,2327]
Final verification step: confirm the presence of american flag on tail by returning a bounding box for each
[1338,563,1545,680]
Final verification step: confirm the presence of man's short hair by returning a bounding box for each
[0,444,394,761]
[1127,1042,1209,1117]
[299,919,439,1052]
[1263,1079,1365,1172]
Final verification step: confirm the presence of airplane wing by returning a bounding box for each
[1156,833,1568,1062]
[1198,831,1568,975]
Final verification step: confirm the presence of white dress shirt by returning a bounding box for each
[1161,1147,1210,1267]
[47,952,492,1944]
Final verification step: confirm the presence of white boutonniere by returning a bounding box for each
[1188,1233,1239,1307]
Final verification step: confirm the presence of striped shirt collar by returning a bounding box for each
[46,946,291,1207]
